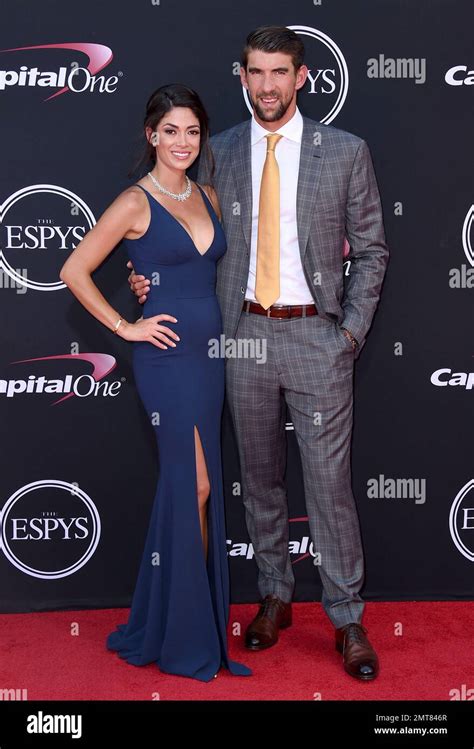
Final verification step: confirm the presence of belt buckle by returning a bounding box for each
[272,304,288,319]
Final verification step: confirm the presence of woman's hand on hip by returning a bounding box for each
[118,314,179,349]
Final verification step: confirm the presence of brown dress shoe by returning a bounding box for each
[245,595,292,650]
[335,623,379,681]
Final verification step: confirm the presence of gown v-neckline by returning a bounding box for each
[139,183,216,257]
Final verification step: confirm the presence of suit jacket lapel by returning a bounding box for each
[296,117,324,262]
[231,121,252,254]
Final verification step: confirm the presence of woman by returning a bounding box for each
[60,84,251,682]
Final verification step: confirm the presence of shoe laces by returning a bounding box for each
[261,596,281,617]
[344,624,367,646]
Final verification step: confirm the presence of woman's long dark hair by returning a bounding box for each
[128,83,215,184]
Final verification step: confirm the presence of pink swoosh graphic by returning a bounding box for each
[10,353,117,405]
[0,43,113,100]
[289,515,311,564]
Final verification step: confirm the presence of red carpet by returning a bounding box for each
[1,602,473,700]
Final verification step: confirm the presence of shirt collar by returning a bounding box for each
[250,106,303,146]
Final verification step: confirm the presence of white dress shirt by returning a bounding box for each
[245,106,314,305]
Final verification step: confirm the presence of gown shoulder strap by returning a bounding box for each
[134,183,149,196]
[196,183,219,221]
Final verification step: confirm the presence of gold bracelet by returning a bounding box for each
[113,317,123,334]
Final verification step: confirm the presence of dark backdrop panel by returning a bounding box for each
[0,0,472,611]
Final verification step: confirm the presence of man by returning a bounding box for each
[129,25,388,680]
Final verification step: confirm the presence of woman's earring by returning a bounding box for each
[151,132,159,146]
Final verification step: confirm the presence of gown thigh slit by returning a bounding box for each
[193,423,210,557]
[106,183,251,682]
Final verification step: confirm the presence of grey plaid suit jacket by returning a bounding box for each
[197,115,389,354]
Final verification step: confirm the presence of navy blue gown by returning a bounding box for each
[106,183,251,681]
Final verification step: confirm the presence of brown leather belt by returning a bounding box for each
[242,300,318,319]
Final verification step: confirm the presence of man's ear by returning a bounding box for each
[295,64,309,91]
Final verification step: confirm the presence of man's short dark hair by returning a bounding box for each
[241,25,305,72]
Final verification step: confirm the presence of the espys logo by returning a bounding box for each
[0,353,122,405]
[0,185,95,291]
[448,204,474,289]
[242,25,348,124]
[462,205,474,267]
[0,43,120,101]
[449,479,474,562]
[0,480,101,579]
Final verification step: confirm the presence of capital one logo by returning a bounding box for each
[0,353,121,405]
[227,515,321,565]
[0,43,120,101]
[0,185,95,291]
[242,25,348,124]
[449,479,474,562]
[0,480,101,579]
[445,65,474,87]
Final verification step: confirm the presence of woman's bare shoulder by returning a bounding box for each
[120,183,148,205]
[105,184,148,219]
[101,185,149,238]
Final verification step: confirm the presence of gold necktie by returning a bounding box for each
[255,133,283,309]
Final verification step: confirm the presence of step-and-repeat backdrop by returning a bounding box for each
[1,0,472,612]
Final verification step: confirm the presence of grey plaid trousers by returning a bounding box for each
[225,310,365,627]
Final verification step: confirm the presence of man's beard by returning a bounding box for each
[252,93,291,122]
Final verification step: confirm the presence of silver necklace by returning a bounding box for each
[147,171,192,202]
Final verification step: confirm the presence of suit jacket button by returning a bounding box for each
[240,287,245,293]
